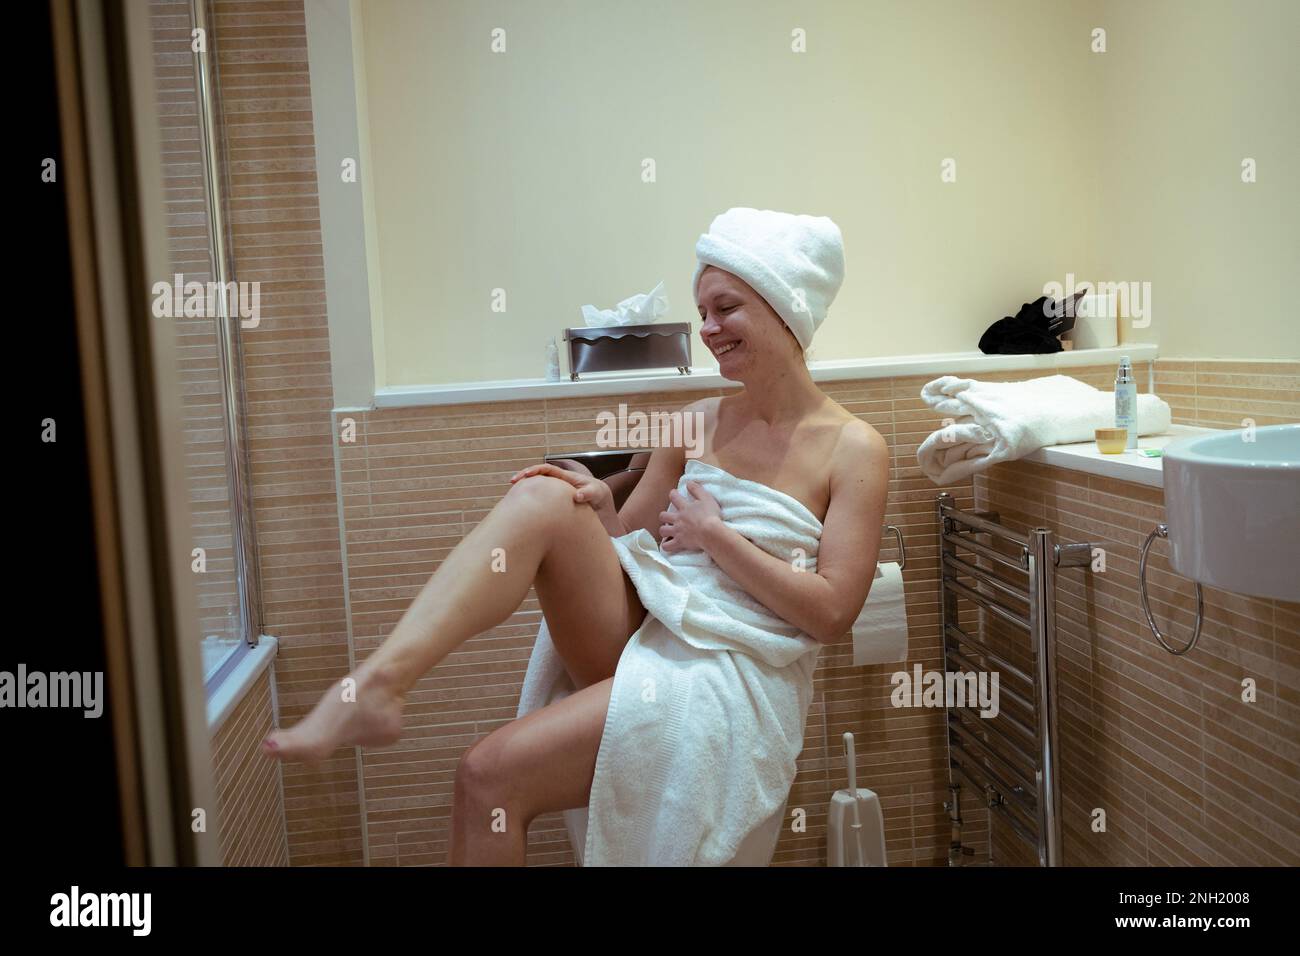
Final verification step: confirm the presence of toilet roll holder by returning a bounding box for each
[881,525,906,570]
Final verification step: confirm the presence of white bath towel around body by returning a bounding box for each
[916,373,1172,485]
[515,457,825,865]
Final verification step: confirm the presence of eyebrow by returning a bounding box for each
[698,289,741,309]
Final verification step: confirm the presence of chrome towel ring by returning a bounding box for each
[1138,524,1203,656]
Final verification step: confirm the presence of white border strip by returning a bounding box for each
[207,635,280,737]
[374,344,1159,408]
[1022,424,1218,489]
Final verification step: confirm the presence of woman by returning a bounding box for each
[264,207,890,865]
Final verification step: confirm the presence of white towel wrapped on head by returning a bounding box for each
[916,374,1172,486]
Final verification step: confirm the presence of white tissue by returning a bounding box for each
[852,562,908,666]
[581,280,670,327]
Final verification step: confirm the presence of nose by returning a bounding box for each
[699,311,721,338]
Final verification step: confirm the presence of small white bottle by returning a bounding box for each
[1114,355,1138,450]
[545,338,561,381]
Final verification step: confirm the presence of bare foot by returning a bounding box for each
[262,663,404,766]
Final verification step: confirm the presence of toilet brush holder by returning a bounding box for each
[828,731,887,866]
[827,787,888,866]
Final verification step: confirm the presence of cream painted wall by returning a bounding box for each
[352,0,1296,388]
[1096,0,1297,358]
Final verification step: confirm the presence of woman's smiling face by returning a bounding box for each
[696,266,801,381]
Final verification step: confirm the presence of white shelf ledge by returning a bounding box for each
[1022,424,1218,489]
[207,635,278,737]
[371,344,1158,409]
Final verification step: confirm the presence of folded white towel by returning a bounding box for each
[516,457,823,866]
[916,374,1172,485]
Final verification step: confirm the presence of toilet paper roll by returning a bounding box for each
[852,562,909,666]
[1070,293,1119,349]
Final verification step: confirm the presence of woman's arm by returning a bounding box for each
[611,414,692,539]
[679,422,890,643]
[510,415,687,539]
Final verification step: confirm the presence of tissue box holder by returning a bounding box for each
[562,322,692,380]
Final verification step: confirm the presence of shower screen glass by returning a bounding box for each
[146,0,262,692]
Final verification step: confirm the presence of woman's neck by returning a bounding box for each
[739,359,826,426]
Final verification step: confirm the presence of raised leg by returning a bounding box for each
[263,473,645,764]
[448,675,614,865]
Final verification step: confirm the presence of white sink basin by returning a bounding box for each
[1162,423,1300,601]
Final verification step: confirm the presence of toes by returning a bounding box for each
[263,730,312,763]
[262,728,331,767]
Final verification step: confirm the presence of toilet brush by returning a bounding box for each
[827,733,888,865]
[844,732,868,867]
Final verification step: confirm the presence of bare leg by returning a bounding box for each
[448,676,614,865]
[263,474,642,764]
[445,486,648,864]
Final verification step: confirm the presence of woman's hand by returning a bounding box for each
[509,462,615,512]
[659,480,724,554]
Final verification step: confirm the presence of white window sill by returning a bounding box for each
[207,635,279,737]
[368,344,1158,409]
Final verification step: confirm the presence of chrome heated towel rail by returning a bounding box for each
[936,492,1096,867]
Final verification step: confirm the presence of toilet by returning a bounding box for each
[562,801,787,866]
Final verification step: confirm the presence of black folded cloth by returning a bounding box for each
[978,290,1085,354]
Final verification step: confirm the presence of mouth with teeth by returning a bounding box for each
[713,341,741,357]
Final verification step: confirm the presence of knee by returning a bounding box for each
[503,473,577,516]
[456,736,540,837]
[456,735,521,807]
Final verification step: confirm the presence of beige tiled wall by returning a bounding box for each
[335,391,965,865]
[213,0,362,864]
[198,0,1299,866]
[332,361,1143,866]
[1156,358,1300,428]
[976,460,1299,865]
[212,667,290,866]
[152,0,290,864]
[974,357,1299,864]
[323,357,1300,867]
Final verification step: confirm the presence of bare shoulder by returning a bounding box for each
[674,395,721,442]
[678,395,721,419]
[827,407,889,489]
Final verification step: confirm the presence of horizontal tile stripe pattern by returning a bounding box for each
[976,451,1300,865]
[338,362,1152,866]
[214,0,360,865]
[1155,358,1299,428]
[151,0,287,865]
[198,0,1300,866]
[211,667,290,865]
[331,358,1298,866]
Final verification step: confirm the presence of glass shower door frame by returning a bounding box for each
[189,0,263,693]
